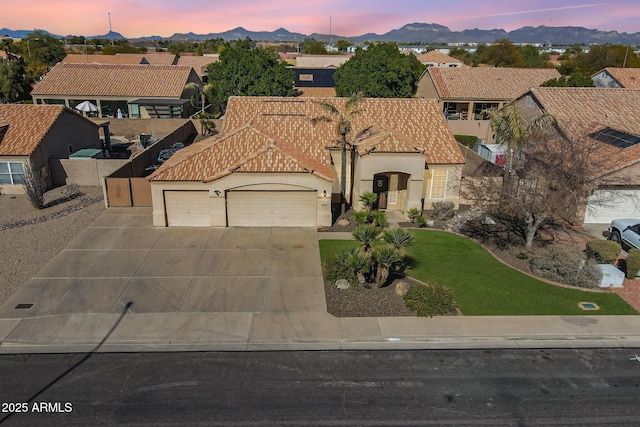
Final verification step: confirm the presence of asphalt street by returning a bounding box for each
[1,349,640,426]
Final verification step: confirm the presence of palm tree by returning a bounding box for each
[310,94,362,215]
[372,246,402,288]
[359,191,377,212]
[486,103,555,183]
[352,224,380,254]
[184,82,212,114]
[382,228,414,254]
[347,250,369,285]
[370,210,388,228]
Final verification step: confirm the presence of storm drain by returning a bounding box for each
[14,303,33,309]
[579,302,599,311]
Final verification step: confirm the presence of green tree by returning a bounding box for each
[0,57,33,102]
[519,45,550,68]
[334,43,425,98]
[560,45,640,75]
[301,38,327,55]
[335,40,353,53]
[205,40,295,112]
[352,224,380,254]
[541,73,594,87]
[358,191,377,212]
[310,94,362,215]
[20,30,65,78]
[479,39,524,67]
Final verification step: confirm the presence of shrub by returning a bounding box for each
[454,135,478,149]
[414,215,427,227]
[529,244,601,288]
[352,210,369,224]
[432,201,455,220]
[516,252,528,260]
[23,165,46,209]
[322,249,358,286]
[382,228,414,251]
[585,240,621,264]
[625,249,640,279]
[403,284,458,318]
[359,191,378,211]
[407,208,422,223]
[370,210,388,228]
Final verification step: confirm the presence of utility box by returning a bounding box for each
[598,264,625,288]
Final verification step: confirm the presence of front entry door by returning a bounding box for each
[373,175,389,210]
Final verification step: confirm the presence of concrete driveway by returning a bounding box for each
[0,208,326,319]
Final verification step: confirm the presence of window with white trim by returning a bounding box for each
[426,169,448,199]
[299,74,314,81]
[0,162,25,185]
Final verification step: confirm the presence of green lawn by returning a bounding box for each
[319,230,638,316]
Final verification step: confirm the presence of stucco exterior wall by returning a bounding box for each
[416,73,439,100]
[150,173,332,227]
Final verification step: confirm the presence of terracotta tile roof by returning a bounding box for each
[62,53,147,65]
[295,87,337,97]
[415,51,463,65]
[529,87,640,174]
[0,114,9,128]
[601,67,640,89]
[150,96,463,182]
[429,67,560,100]
[0,104,66,156]
[176,55,219,78]
[31,63,195,98]
[135,53,177,65]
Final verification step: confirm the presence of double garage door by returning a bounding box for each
[164,190,317,227]
[227,191,316,227]
[584,189,640,224]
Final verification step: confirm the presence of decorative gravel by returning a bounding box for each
[0,186,105,305]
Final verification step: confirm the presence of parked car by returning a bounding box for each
[608,219,640,250]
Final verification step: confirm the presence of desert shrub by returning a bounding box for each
[415,215,427,227]
[382,228,414,251]
[585,240,621,264]
[23,165,46,209]
[454,134,478,149]
[516,252,528,260]
[529,244,601,288]
[370,210,388,228]
[407,208,422,223]
[322,249,358,286]
[432,201,455,220]
[352,210,368,224]
[625,249,640,279]
[403,284,458,318]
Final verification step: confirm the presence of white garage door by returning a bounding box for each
[164,191,211,226]
[584,190,640,224]
[227,191,317,227]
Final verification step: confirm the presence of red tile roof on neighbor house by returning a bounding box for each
[0,104,66,156]
[528,87,640,174]
[149,96,463,182]
[31,63,197,98]
[415,51,463,65]
[429,67,560,101]
[62,53,148,65]
[600,67,640,89]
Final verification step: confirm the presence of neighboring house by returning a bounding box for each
[417,67,560,140]
[296,87,337,98]
[294,55,352,68]
[0,104,101,194]
[31,63,202,119]
[176,54,219,83]
[61,53,150,65]
[511,87,640,224]
[592,67,640,89]
[147,96,464,227]
[415,51,463,68]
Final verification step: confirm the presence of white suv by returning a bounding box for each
[608,219,640,250]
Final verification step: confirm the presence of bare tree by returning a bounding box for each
[23,164,46,209]
[462,119,618,248]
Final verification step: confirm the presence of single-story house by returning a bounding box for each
[31,63,202,119]
[415,51,464,68]
[592,67,640,89]
[147,96,465,227]
[511,87,640,224]
[417,67,561,140]
[0,104,101,194]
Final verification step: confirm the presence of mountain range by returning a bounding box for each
[2,23,640,45]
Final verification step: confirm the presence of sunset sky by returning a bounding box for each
[3,1,638,38]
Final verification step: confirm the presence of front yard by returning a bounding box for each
[320,229,638,316]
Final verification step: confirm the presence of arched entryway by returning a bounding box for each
[372,172,410,211]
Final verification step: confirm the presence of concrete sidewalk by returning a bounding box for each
[1,312,640,353]
[1,208,639,353]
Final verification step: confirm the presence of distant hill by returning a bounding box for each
[2,23,640,45]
